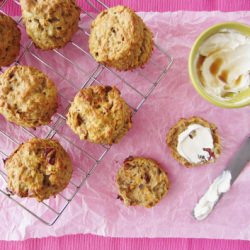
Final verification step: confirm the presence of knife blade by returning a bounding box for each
[227,136,250,183]
[193,136,250,221]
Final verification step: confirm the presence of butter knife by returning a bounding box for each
[193,136,250,221]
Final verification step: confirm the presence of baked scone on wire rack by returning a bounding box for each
[0,0,173,225]
[0,65,58,128]
[166,117,221,167]
[20,0,80,50]
[116,156,170,208]
[5,138,72,202]
[66,85,132,145]
[0,13,21,67]
[89,5,153,71]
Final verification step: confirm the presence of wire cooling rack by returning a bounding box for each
[0,0,173,225]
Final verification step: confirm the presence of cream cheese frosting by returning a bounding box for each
[177,124,214,164]
[196,29,250,99]
[193,170,232,221]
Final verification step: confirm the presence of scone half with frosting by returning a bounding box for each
[166,117,221,167]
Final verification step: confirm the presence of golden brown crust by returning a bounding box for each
[166,116,221,168]
[116,156,170,208]
[89,5,153,71]
[20,0,80,50]
[66,85,132,145]
[0,65,58,128]
[138,25,153,67]
[5,138,72,202]
[0,13,21,67]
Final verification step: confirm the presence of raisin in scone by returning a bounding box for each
[0,65,58,128]
[166,117,221,167]
[20,0,80,50]
[5,138,72,201]
[0,13,21,67]
[89,5,153,71]
[116,156,170,208]
[67,85,132,145]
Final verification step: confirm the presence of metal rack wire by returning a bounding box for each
[0,0,173,225]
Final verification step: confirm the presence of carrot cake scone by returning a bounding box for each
[0,65,58,128]
[116,156,170,208]
[89,5,153,71]
[166,116,221,167]
[20,0,80,50]
[0,13,21,67]
[67,85,132,145]
[5,138,72,201]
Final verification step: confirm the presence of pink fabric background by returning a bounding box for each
[1,0,250,249]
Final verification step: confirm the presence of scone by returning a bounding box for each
[116,156,170,208]
[20,0,80,50]
[0,13,21,67]
[166,117,221,167]
[67,85,132,145]
[5,138,72,201]
[89,5,153,71]
[0,65,58,128]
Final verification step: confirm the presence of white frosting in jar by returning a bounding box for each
[177,124,214,164]
[193,170,232,221]
[196,29,250,99]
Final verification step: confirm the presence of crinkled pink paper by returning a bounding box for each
[0,11,250,241]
